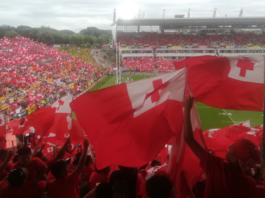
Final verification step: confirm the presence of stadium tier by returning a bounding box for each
[0,37,114,119]
[112,16,265,58]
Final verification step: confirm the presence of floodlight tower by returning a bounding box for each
[187,8,191,18]
[163,9,165,18]
[113,9,116,23]
[213,8,218,17]
[239,7,247,17]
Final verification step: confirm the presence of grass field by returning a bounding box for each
[57,47,101,67]
[88,74,263,131]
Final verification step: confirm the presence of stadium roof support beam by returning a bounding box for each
[239,7,247,17]
[187,8,191,18]
[213,8,218,17]
[113,9,116,24]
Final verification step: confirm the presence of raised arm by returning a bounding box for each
[0,150,13,174]
[183,97,206,160]
[33,136,44,156]
[55,137,71,160]
[74,138,89,174]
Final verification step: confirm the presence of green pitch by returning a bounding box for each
[88,75,263,131]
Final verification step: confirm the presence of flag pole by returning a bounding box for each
[116,43,118,83]
[263,55,265,138]
[119,42,121,82]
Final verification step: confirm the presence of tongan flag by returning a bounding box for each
[174,55,265,111]
[168,98,207,198]
[203,121,261,159]
[48,95,73,140]
[71,68,187,169]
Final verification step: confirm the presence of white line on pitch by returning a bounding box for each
[222,109,236,124]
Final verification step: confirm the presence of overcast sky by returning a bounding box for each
[1,0,265,33]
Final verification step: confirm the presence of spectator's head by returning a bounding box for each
[95,182,112,198]
[151,160,162,167]
[17,147,32,167]
[226,138,260,170]
[95,166,111,175]
[35,151,43,160]
[118,166,135,173]
[51,160,68,179]
[7,168,27,188]
[0,149,8,161]
[85,155,93,167]
[146,175,172,198]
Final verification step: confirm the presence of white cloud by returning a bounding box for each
[1,0,265,32]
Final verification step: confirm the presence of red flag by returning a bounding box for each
[27,107,56,135]
[168,100,207,198]
[48,95,73,140]
[174,56,264,111]
[7,118,22,134]
[67,114,85,143]
[0,114,6,136]
[71,68,187,169]
[203,121,261,159]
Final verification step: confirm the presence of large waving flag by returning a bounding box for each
[168,97,207,198]
[71,68,187,169]
[203,121,261,159]
[174,55,264,111]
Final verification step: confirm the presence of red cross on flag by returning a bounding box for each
[0,114,6,136]
[70,68,187,169]
[174,55,265,111]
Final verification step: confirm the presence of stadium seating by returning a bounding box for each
[117,32,265,47]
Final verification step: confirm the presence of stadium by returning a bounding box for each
[1,5,265,198]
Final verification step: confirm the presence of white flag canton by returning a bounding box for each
[51,95,73,113]
[127,68,186,118]
[228,56,264,83]
[0,114,5,126]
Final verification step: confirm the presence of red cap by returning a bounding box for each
[234,138,260,175]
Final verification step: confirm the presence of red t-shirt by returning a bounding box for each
[47,171,80,198]
[0,180,47,198]
[0,161,13,173]
[89,171,109,190]
[13,157,47,182]
[82,166,94,183]
[89,171,108,183]
[46,157,57,174]
[200,151,265,198]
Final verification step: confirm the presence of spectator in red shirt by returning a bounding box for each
[47,138,89,198]
[146,175,172,198]
[13,147,48,183]
[184,97,265,198]
[0,149,47,198]
[89,165,111,190]
[0,149,13,172]
[82,155,94,183]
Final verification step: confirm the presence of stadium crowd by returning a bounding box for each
[0,97,265,198]
[0,37,114,121]
[117,32,265,47]
[122,57,177,73]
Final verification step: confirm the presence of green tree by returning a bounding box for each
[37,31,54,46]
[4,31,19,38]
[69,34,84,46]
[83,35,94,45]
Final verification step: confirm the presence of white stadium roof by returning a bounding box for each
[113,17,265,26]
